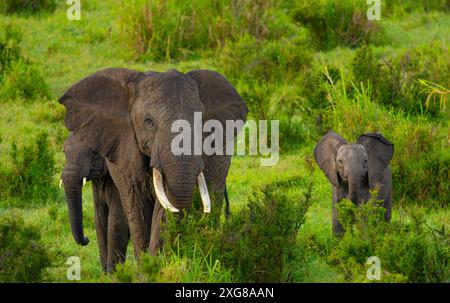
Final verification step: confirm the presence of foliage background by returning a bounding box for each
[0,0,448,282]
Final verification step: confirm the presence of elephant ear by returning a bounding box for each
[314,131,347,186]
[59,74,148,182]
[357,132,393,188]
[187,70,249,141]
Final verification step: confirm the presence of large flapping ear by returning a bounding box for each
[187,70,249,141]
[357,132,393,188]
[314,131,347,186]
[59,73,148,182]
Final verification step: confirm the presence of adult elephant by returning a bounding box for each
[59,68,248,257]
[61,134,129,272]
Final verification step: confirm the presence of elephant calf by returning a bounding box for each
[314,131,394,235]
[61,134,130,273]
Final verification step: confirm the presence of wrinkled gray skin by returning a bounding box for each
[62,134,129,272]
[59,68,248,258]
[314,131,394,235]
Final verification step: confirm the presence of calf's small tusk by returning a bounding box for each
[152,168,180,213]
[59,179,63,188]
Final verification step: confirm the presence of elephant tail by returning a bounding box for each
[224,184,230,219]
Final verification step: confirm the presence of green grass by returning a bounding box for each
[0,0,449,282]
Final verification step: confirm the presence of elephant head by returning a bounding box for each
[59,69,248,214]
[61,134,107,246]
[314,131,393,204]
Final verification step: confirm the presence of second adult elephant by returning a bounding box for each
[61,134,129,272]
[59,68,248,256]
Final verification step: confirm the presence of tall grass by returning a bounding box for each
[0,24,50,100]
[0,0,56,15]
[288,0,383,49]
[351,43,450,117]
[0,132,58,207]
[118,0,300,61]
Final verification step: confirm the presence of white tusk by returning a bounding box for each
[83,177,87,186]
[152,168,180,213]
[59,179,63,188]
[197,172,211,213]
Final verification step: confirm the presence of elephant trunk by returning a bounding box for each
[347,176,360,205]
[62,170,89,246]
[164,165,199,209]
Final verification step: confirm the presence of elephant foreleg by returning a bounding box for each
[106,160,153,259]
[92,182,109,272]
[332,201,344,235]
[106,205,130,273]
[149,201,165,255]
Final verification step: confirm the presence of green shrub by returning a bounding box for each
[0,25,51,100]
[0,0,56,15]
[0,24,22,74]
[0,132,58,206]
[0,59,51,100]
[383,0,450,16]
[332,194,450,282]
[219,183,311,282]
[289,0,383,49]
[218,32,312,84]
[0,212,52,282]
[351,43,450,117]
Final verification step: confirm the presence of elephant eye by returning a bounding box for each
[338,159,343,165]
[144,117,154,127]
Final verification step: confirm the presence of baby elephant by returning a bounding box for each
[61,134,130,273]
[314,131,394,235]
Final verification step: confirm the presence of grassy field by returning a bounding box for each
[0,0,449,282]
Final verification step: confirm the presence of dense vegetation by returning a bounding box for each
[0,0,448,282]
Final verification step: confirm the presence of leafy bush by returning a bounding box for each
[0,132,58,206]
[220,183,311,282]
[0,213,52,282]
[383,0,450,16]
[351,43,450,116]
[332,194,450,282]
[0,0,56,15]
[288,0,383,49]
[218,34,312,116]
[0,25,50,100]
